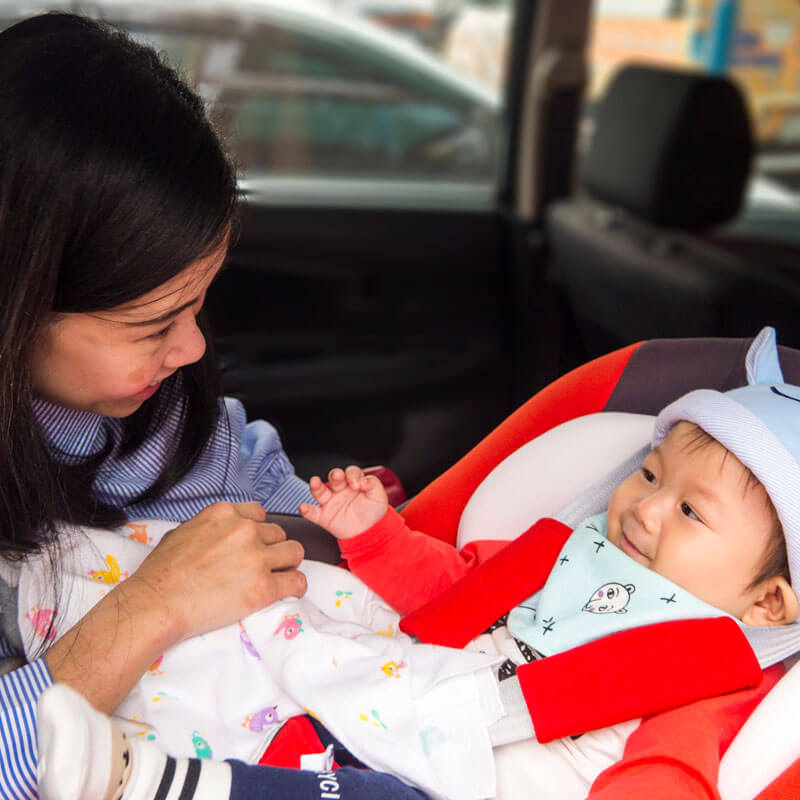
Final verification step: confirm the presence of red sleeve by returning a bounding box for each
[338,507,508,617]
[587,664,785,800]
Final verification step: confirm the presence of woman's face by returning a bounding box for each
[32,241,227,417]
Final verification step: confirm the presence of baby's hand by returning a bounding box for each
[299,465,389,540]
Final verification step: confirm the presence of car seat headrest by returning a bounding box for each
[581,63,753,230]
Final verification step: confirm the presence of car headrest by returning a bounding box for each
[581,63,753,230]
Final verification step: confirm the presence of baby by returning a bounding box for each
[302,417,796,630]
[36,328,800,800]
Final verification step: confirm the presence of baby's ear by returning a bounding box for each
[741,577,799,627]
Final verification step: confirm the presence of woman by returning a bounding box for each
[0,12,424,799]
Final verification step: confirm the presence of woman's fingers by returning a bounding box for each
[257,521,289,545]
[131,503,308,641]
[199,499,266,522]
[261,536,304,570]
[229,500,268,522]
[265,567,307,602]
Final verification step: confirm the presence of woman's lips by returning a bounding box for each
[130,381,160,402]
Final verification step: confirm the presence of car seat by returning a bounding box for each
[269,330,800,798]
[545,63,800,374]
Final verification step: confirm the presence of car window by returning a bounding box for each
[586,0,800,242]
[121,1,512,207]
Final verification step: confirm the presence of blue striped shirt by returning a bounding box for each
[0,396,314,798]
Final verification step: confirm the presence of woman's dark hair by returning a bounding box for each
[0,13,238,559]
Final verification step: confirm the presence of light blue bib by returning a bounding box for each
[507,513,732,657]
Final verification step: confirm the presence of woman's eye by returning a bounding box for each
[149,321,175,340]
[642,468,656,484]
[681,502,699,521]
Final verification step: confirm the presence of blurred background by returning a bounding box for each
[3,0,800,493]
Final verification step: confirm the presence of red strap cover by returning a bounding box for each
[399,518,572,648]
[519,616,762,742]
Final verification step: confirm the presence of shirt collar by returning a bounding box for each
[33,398,109,459]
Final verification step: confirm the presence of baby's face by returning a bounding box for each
[606,422,777,619]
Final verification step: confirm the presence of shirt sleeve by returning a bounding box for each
[225,398,314,514]
[338,507,507,616]
[586,664,784,800]
[0,657,53,800]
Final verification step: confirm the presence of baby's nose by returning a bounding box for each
[635,494,663,534]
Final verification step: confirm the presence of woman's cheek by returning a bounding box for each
[126,365,150,386]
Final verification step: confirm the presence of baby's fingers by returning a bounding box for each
[308,475,332,505]
[298,502,322,526]
[362,474,386,499]
[344,465,365,489]
[327,467,348,491]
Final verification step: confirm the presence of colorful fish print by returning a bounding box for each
[381,660,406,678]
[239,622,261,659]
[88,554,128,585]
[25,605,56,640]
[242,706,282,732]
[274,613,304,640]
[125,523,152,544]
[192,731,212,759]
[147,655,164,676]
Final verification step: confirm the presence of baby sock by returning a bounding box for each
[37,684,232,800]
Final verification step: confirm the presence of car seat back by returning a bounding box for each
[545,63,800,370]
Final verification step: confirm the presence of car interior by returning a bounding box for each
[3,0,800,796]
[206,0,800,498]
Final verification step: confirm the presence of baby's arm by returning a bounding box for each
[299,465,388,539]
[299,464,507,616]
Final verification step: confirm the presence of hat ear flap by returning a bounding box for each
[746,327,784,386]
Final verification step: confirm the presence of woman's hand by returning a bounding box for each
[45,501,305,713]
[128,501,307,641]
[299,465,389,539]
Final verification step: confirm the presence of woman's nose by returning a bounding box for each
[163,314,206,369]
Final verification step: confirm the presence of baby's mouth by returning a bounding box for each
[619,530,650,565]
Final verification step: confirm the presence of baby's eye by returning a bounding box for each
[641,467,656,484]
[681,502,699,521]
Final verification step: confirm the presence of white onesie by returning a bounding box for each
[17,520,503,800]
[16,520,640,800]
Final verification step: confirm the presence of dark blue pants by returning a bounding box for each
[226,718,428,799]
[228,760,428,799]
